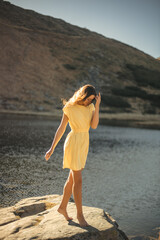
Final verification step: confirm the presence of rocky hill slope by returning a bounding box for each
[0,0,160,114]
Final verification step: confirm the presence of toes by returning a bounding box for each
[66,215,73,221]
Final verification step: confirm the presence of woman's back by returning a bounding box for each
[62,103,95,132]
[62,102,95,170]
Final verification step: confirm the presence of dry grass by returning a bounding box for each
[0,109,159,130]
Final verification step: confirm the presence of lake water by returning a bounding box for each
[0,113,160,237]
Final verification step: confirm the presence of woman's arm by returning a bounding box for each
[90,104,99,129]
[90,92,101,129]
[45,113,69,161]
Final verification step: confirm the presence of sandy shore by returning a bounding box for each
[0,109,160,130]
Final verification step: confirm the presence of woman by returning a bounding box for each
[45,84,101,227]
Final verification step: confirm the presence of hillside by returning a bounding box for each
[0,0,160,114]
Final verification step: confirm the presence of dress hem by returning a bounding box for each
[63,166,85,171]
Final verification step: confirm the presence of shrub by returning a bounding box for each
[102,95,131,108]
[63,64,76,70]
[148,94,160,107]
[111,86,160,108]
[111,86,147,98]
[126,64,160,89]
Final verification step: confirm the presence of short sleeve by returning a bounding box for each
[62,104,70,118]
[90,103,95,113]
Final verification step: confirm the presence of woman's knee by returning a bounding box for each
[72,170,82,185]
[66,170,73,184]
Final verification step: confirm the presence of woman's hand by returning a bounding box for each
[95,92,101,106]
[45,148,54,161]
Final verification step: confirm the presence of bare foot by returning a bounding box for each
[77,214,89,227]
[57,207,73,221]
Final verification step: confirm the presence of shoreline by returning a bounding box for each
[0,109,160,130]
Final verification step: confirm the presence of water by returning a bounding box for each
[0,113,160,237]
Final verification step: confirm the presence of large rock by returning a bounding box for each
[0,194,128,240]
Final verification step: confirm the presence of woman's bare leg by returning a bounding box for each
[72,168,89,227]
[57,170,73,221]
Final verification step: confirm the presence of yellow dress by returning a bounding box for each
[62,102,95,171]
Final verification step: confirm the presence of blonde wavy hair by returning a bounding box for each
[61,84,97,106]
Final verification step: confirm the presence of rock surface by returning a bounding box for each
[0,194,129,240]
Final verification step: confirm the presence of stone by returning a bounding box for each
[0,194,129,240]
